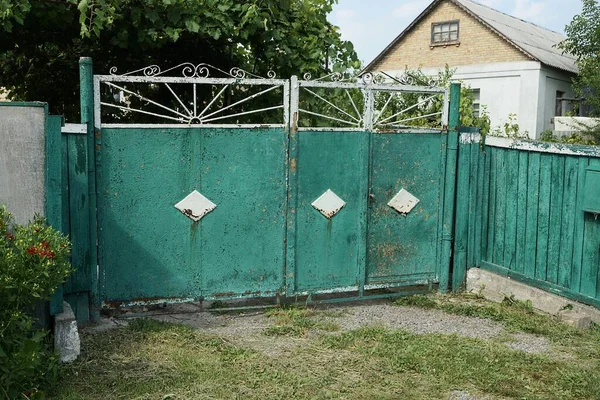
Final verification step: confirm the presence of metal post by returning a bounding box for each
[285,75,300,296]
[363,87,374,131]
[80,57,100,321]
[439,82,461,293]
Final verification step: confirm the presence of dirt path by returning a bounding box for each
[89,301,551,357]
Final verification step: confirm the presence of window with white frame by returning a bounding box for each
[432,21,459,43]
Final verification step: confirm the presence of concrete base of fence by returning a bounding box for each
[466,268,600,327]
[54,301,81,362]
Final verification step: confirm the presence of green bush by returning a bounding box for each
[0,206,72,399]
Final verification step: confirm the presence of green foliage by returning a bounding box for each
[559,0,600,116]
[0,0,358,120]
[264,306,339,336]
[540,129,598,145]
[488,113,528,138]
[369,65,490,132]
[0,206,72,398]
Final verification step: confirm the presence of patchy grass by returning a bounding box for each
[264,306,340,336]
[51,300,600,400]
[394,294,600,360]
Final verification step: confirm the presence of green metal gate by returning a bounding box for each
[89,62,460,308]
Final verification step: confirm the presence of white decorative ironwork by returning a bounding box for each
[298,86,363,128]
[360,72,386,85]
[109,63,276,79]
[174,190,216,222]
[372,92,443,129]
[94,65,449,130]
[95,62,288,127]
[360,71,442,87]
[312,189,346,219]
[388,188,420,216]
[302,71,345,82]
[294,71,447,131]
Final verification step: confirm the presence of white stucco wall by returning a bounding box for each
[383,61,575,139]
[539,66,576,133]
[0,104,46,224]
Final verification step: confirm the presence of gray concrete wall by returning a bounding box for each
[0,104,46,224]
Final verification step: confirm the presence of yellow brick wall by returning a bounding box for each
[370,0,530,71]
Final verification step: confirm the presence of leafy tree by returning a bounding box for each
[370,66,490,133]
[0,0,358,121]
[559,0,600,116]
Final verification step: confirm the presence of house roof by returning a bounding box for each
[364,0,578,74]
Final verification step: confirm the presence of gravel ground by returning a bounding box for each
[87,301,551,358]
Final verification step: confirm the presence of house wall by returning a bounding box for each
[370,0,530,72]
[539,66,576,133]
[385,61,543,139]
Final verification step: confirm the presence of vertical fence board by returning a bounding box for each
[474,145,486,266]
[524,152,540,279]
[467,141,480,267]
[581,213,599,298]
[558,157,579,288]
[571,159,589,293]
[486,148,497,262]
[61,134,71,238]
[481,148,492,262]
[547,156,565,284]
[453,138,471,290]
[514,151,529,274]
[535,154,552,281]
[63,134,91,322]
[493,149,507,265]
[504,149,519,270]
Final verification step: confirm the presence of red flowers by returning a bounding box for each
[4,232,14,241]
[39,250,56,259]
[27,246,37,255]
[41,241,50,249]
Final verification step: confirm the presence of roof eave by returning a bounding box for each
[449,0,539,62]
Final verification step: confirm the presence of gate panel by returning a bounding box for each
[98,127,287,303]
[197,128,287,297]
[99,128,199,302]
[291,130,369,292]
[367,132,444,285]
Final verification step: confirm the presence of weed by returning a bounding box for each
[264,306,339,336]
[394,294,438,309]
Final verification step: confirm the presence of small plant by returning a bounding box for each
[0,206,72,398]
[490,113,529,139]
[394,294,438,309]
[264,306,339,336]
[539,129,597,145]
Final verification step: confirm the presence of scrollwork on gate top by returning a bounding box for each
[359,71,443,88]
[299,70,443,87]
[109,62,277,79]
[302,71,348,82]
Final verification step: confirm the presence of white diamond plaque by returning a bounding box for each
[312,189,346,219]
[174,190,216,221]
[388,188,420,216]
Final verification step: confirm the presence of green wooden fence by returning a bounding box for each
[456,133,600,309]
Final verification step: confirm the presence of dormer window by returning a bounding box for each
[432,21,459,43]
